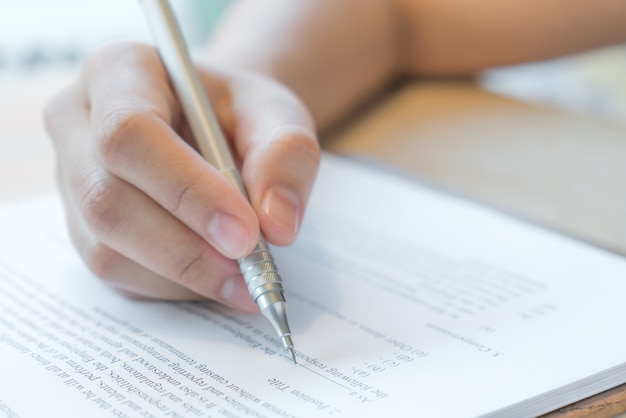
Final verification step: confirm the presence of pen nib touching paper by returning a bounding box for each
[288,347,297,364]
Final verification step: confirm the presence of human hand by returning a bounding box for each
[44,42,319,311]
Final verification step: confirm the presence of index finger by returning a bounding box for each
[83,42,259,259]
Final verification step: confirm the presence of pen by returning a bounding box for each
[139,0,297,364]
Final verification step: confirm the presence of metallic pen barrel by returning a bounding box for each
[139,0,296,363]
[221,168,296,362]
[238,239,295,361]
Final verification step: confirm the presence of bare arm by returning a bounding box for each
[204,0,626,130]
[203,0,400,131]
[397,0,626,74]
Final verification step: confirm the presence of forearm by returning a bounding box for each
[203,0,400,131]
[396,0,626,75]
[204,0,626,130]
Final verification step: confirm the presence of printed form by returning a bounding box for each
[1,153,626,418]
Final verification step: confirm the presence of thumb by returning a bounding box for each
[207,70,320,246]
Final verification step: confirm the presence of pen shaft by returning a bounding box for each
[139,0,296,362]
[140,0,234,172]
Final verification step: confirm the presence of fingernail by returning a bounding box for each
[261,187,300,236]
[221,276,258,312]
[207,213,250,259]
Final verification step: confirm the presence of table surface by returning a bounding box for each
[1,54,626,417]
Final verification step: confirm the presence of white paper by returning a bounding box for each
[1,153,626,418]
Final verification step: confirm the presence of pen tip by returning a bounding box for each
[288,348,297,365]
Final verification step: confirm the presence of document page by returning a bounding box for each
[1,153,626,418]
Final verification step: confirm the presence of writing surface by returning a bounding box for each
[1,153,625,417]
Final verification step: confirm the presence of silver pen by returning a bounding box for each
[139,0,296,363]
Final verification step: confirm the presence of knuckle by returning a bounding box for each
[79,177,123,239]
[273,125,320,161]
[82,242,120,282]
[266,125,320,173]
[171,249,218,292]
[169,172,204,214]
[95,110,148,169]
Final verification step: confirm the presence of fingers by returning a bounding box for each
[65,169,257,311]
[76,241,204,301]
[44,42,321,308]
[206,70,321,246]
[44,43,257,310]
[85,43,259,260]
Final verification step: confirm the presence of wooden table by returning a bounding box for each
[2,69,625,417]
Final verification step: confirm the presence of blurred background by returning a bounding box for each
[0,0,227,72]
[0,0,228,201]
[482,45,626,123]
[1,0,625,119]
[0,0,625,203]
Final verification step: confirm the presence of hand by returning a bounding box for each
[44,42,319,311]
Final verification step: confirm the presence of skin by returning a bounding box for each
[45,44,318,311]
[44,0,626,309]
[206,0,626,130]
